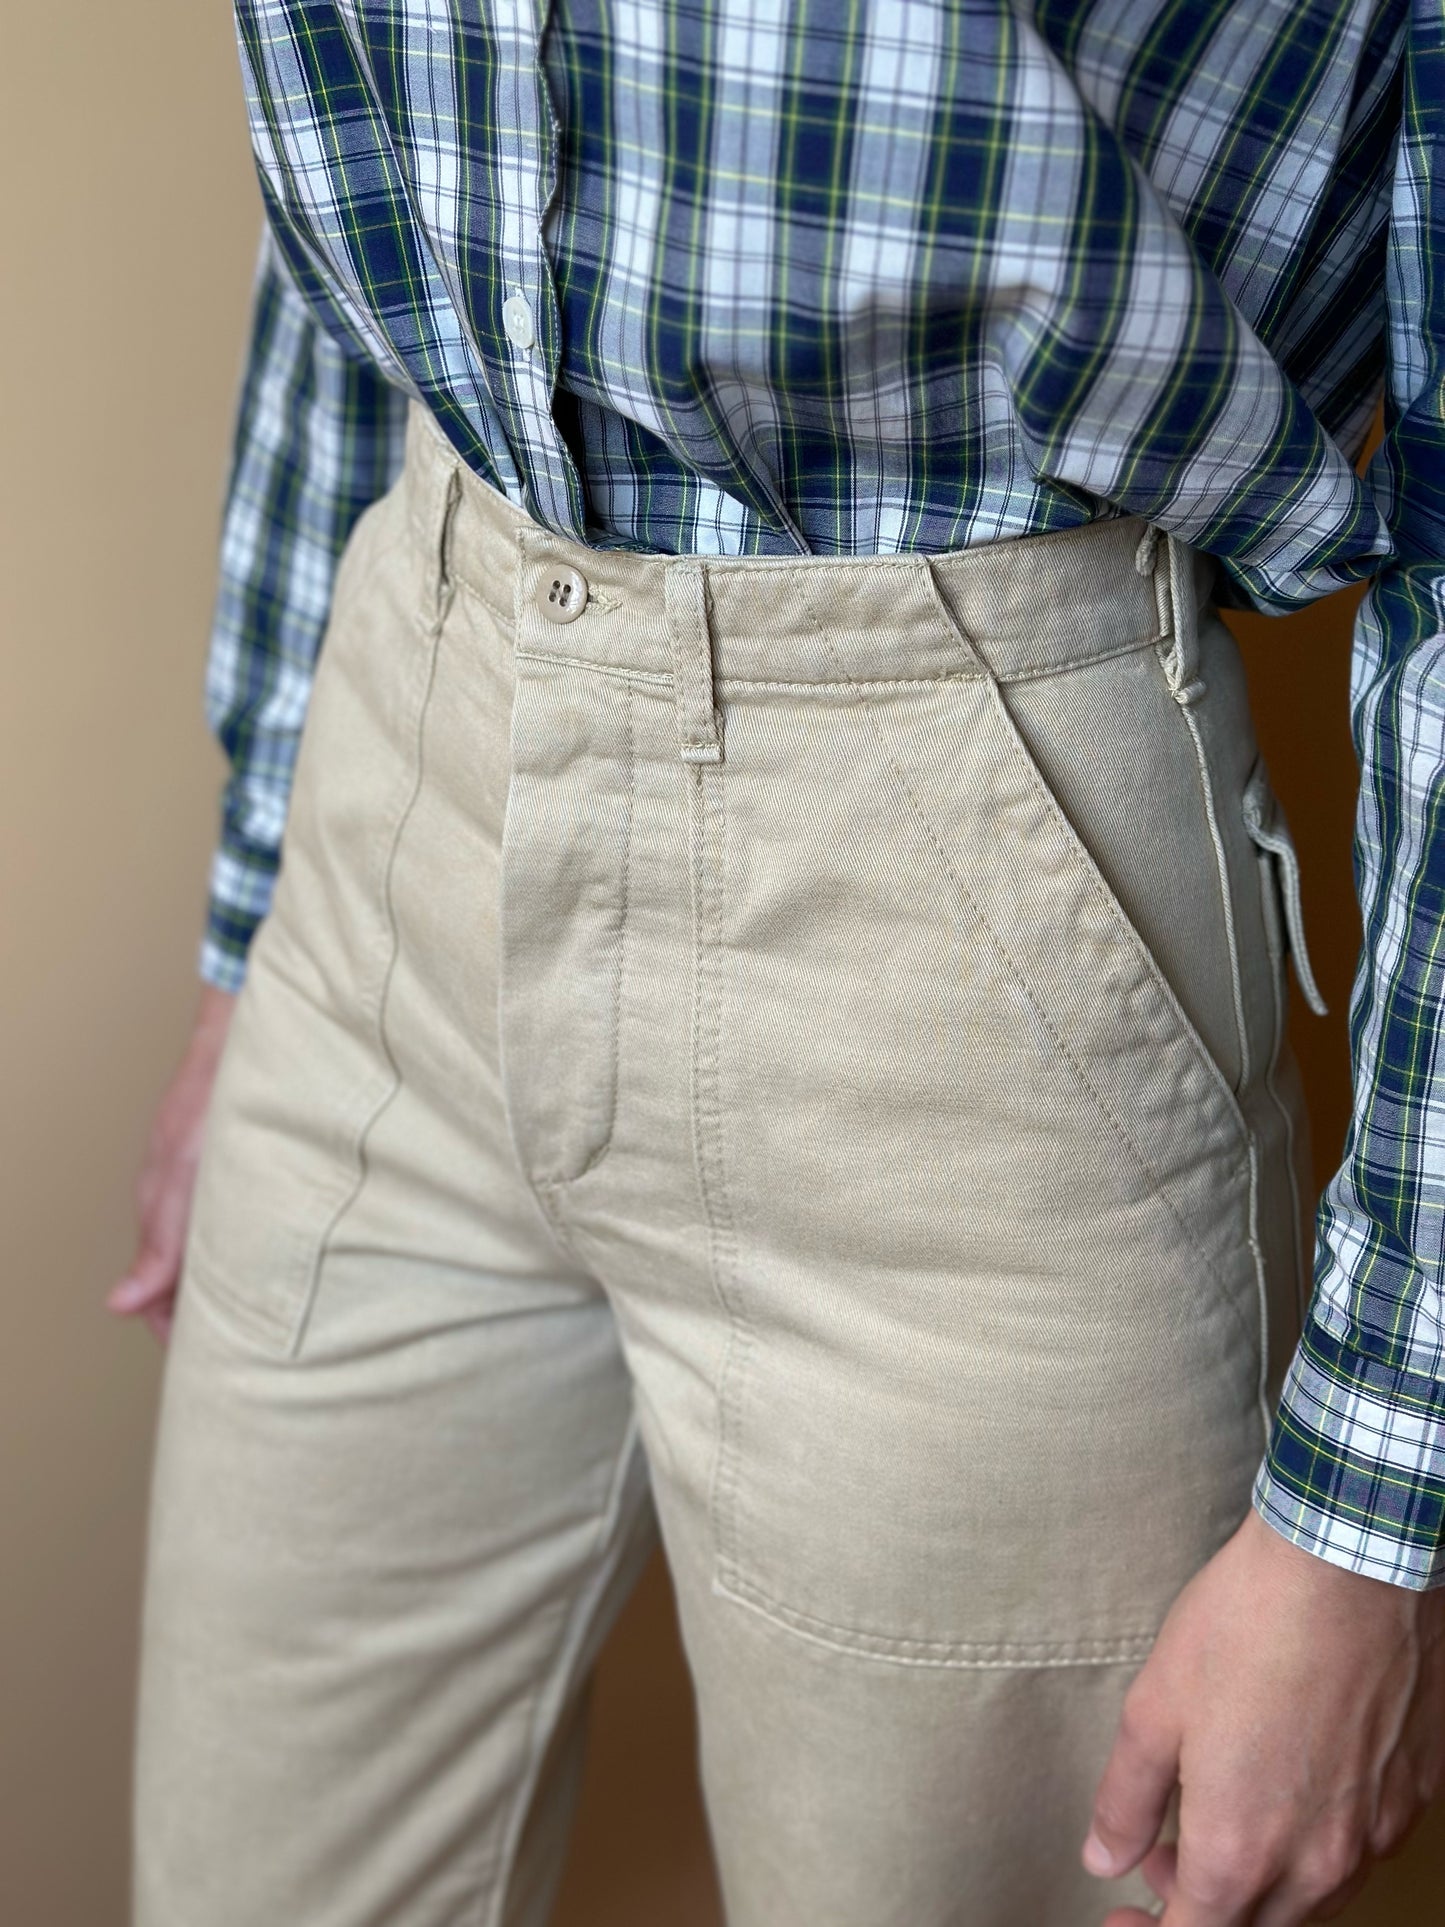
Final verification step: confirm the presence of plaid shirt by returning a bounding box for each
[207,0,1445,1588]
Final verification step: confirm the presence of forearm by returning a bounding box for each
[202,229,409,990]
[1254,565,1445,1587]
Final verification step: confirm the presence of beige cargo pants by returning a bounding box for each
[134,403,1317,1926]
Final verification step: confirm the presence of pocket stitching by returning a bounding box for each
[688,753,755,1589]
[282,557,456,1355]
[993,669,1249,1116]
[716,1568,1162,1669]
[792,579,1251,1241]
[184,1216,320,1355]
[183,1049,385,1358]
[694,587,1263,1658]
[184,525,447,1361]
[847,676,1259,1366]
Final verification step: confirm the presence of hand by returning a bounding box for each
[106,985,237,1344]
[1083,1506,1445,1925]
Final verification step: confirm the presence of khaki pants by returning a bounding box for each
[135,404,1314,1926]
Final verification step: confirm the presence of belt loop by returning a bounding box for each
[665,561,723,763]
[1160,531,1205,706]
[432,460,462,616]
[407,400,463,614]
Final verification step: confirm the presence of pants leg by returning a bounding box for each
[138,404,1315,1927]
[136,1257,652,1927]
[491,507,1312,1925]
[133,470,655,1927]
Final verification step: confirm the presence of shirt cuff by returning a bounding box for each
[198,840,279,994]
[1253,1315,1445,1591]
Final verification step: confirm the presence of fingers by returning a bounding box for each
[1102,1901,1233,1927]
[107,1149,194,1326]
[108,1233,181,1346]
[1097,1839,1177,1926]
[1370,1747,1427,1862]
[1102,1834,1179,1927]
[1105,1892,1262,1926]
[1308,1865,1372,1920]
[143,1303,174,1347]
[1141,1839,1178,1902]
[1104,1810,1280,1926]
[1085,1681,1182,1881]
[107,1241,176,1316]
[107,992,232,1341]
[1250,1838,1377,1927]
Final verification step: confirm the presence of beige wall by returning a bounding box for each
[2,7,1440,1923]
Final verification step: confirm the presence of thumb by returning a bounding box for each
[107,1239,176,1313]
[1085,1686,1181,1880]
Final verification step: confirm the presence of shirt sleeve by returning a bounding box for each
[1252,1,1445,1591]
[200,227,409,991]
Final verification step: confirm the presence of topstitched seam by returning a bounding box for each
[507,641,1162,696]
[688,753,753,1586]
[988,667,1248,1140]
[991,627,1166,684]
[1174,688,1271,1430]
[286,552,453,1360]
[1256,849,1310,1331]
[514,646,673,688]
[716,1572,1162,1669]
[793,576,1256,1345]
[563,680,635,1184]
[474,1414,649,1927]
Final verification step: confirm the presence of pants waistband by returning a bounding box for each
[403,401,1215,739]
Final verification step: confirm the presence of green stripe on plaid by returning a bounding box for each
[1256,1316,1445,1587]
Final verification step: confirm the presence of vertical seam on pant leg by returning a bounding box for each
[710,763,750,1584]
[285,569,453,1360]
[1245,1127,1271,1447]
[477,1412,650,1927]
[1174,696,1271,1435]
[686,757,750,1587]
[567,678,636,1184]
[1177,697,1252,1095]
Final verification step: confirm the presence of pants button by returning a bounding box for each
[539,565,589,624]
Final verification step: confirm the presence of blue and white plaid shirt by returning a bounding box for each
[207,0,1445,1587]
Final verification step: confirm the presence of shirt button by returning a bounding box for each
[502,292,535,351]
[539,565,589,624]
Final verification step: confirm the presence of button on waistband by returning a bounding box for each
[538,564,589,624]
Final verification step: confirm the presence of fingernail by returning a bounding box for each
[107,1281,143,1311]
[1083,1831,1118,1877]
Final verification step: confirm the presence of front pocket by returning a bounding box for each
[702,672,1265,1660]
[183,459,442,1356]
[182,926,393,1356]
[997,637,1253,1100]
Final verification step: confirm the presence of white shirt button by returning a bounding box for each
[502,292,536,351]
[538,565,589,624]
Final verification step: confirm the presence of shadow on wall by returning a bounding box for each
[548,586,1445,1927]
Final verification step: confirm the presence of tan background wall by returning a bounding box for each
[2,7,1441,1923]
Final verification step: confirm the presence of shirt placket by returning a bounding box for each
[491,0,586,538]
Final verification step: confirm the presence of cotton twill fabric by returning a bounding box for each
[135,406,1314,1926]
